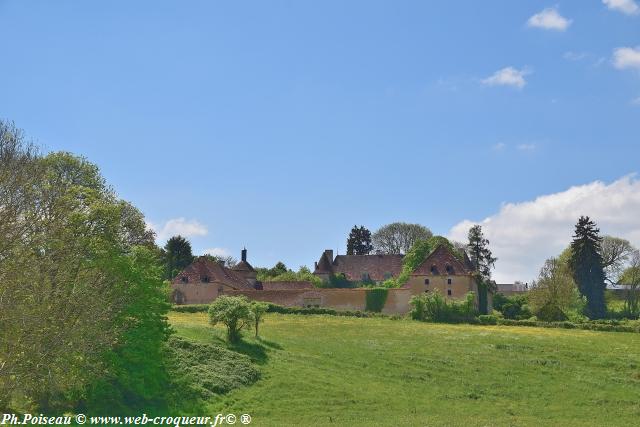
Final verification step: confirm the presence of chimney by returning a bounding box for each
[241,248,247,262]
[324,249,333,263]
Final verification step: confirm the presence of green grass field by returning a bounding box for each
[169,312,640,427]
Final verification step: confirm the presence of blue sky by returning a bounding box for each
[1,1,639,281]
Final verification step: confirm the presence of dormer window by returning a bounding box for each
[180,276,188,283]
[201,276,210,283]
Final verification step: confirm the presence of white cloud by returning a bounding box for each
[517,143,536,151]
[492,143,507,151]
[631,96,640,105]
[203,247,230,257]
[527,7,572,31]
[482,67,530,89]
[148,217,208,242]
[449,175,640,283]
[612,46,640,70]
[603,0,639,15]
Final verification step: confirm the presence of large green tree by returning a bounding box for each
[0,120,170,413]
[372,222,432,254]
[163,235,194,279]
[346,225,373,255]
[467,225,497,314]
[569,216,607,319]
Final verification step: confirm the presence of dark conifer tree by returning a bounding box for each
[163,235,194,279]
[346,225,374,255]
[569,216,607,318]
[467,225,497,314]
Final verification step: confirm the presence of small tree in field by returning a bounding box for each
[250,302,269,338]
[208,296,253,343]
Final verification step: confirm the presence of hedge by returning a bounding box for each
[172,303,394,319]
[496,318,640,333]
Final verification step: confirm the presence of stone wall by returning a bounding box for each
[226,288,412,314]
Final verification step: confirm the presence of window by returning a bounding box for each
[424,278,430,285]
[180,276,188,283]
[218,286,224,294]
[446,264,453,274]
[201,276,210,283]
[447,289,452,296]
[430,265,437,274]
[384,272,392,280]
[447,278,452,285]
[361,272,370,282]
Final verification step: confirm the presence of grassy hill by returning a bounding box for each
[169,312,640,427]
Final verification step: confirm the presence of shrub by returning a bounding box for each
[171,304,209,313]
[250,302,269,338]
[365,288,388,312]
[167,336,259,399]
[208,296,253,343]
[536,303,568,322]
[478,315,498,325]
[410,290,477,323]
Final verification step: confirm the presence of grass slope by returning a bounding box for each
[169,312,640,427]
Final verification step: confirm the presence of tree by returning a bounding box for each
[208,296,253,343]
[163,235,194,279]
[619,250,640,317]
[250,302,269,338]
[346,225,373,255]
[372,222,433,254]
[0,121,172,412]
[569,216,607,319]
[529,258,579,321]
[202,254,238,268]
[600,236,635,285]
[467,225,497,315]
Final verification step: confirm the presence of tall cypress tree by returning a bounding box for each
[163,235,194,279]
[346,225,373,255]
[569,216,607,318]
[467,225,497,314]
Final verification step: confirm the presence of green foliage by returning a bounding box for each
[314,273,356,288]
[371,222,433,254]
[365,288,388,312]
[493,293,532,320]
[250,302,269,338]
[529,257,580,321]
[84,247,172,414]
[478,314,498,325]
[208,296,253,343]
[163,236,194,280]
[346,225,373,255]
[255,262,289,281]
[410,290,477,323]
[393,236,464,287]
[167,336,259,399]
[0,128,170,413]
[569,216,607,318]
[257,265,322,287]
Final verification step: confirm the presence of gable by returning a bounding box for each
[411,245,472,276]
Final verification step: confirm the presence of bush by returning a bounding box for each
[167,336,259,399]
[410,290,477,323]
[478,315,498,325]
[208,296,253,343]
[493,293,532,320]
[171,304,209,313]
[365,288,388,312]
[536,303,568,322]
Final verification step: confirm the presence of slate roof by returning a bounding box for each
[232,260,256,273]
[172,257,253,290]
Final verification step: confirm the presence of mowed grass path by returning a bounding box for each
[169,312,640,427]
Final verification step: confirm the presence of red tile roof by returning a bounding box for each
[330,254,404,282]
[411,245,473,276]
[172,257,253,290]
[260,281,315,290]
